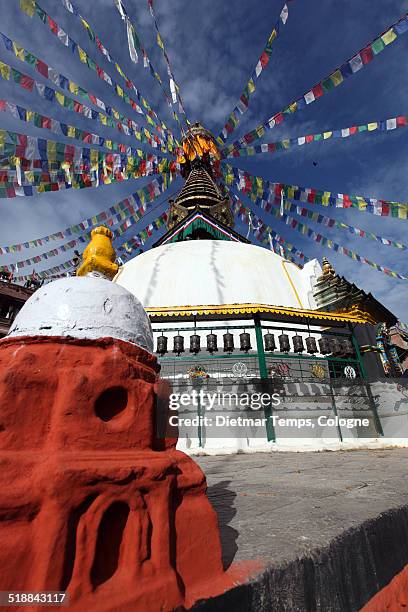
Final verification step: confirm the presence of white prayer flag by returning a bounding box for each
[126,20,139,64]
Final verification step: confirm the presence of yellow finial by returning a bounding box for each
[76,226,119,280]
[322,257,335,277]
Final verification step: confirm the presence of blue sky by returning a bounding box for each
[0,0,407,319]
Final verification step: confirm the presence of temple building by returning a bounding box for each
[0,278,35,338]
[113,123,404,454]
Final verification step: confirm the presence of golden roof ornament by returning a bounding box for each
[76,226,119,280]
[321,257,336,278]
[177,122,221,165]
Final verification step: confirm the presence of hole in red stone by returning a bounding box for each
[94,387,128,422]
[91,501,130,588]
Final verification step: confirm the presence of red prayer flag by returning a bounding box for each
[380,201,390,216]
[312,83,324,98]
[47,16,58,35]
[15,145,26,157]
[360,46,374,64]
[20,75,34,91]
[65,145,75,160]
[259,51,270,68]
[36,60,48,78]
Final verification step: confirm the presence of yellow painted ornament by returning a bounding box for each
[76,226,119,280]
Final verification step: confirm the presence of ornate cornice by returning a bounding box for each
[145,302,375,324]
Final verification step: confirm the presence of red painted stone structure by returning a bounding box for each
[363,563,408,611]
[0,262,259,611]
[0,333,251,610]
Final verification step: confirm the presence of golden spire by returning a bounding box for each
[76,226,119,280]
[322,257,335,277]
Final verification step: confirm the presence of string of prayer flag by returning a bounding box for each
[222,12,408,155]
[217,2,290,144]
[225,116,408,157]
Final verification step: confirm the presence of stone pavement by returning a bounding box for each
[193,449,408,611]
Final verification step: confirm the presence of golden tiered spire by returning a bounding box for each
[174,165,224,209]
[76,226,119,280]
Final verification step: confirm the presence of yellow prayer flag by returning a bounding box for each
[116,85,124,98]
[99,113,107,125]
[105,140,112,149]
[37,184,45,193]
[90,150,98,164]
[78,46,87,64]
[367,122,378,131]
[115,63,125,78]
[0,62,10,81]
[256,126,265,138]
[381,28,397,46]
[47,141,57,156]
[146,116,154,126]
[112,109,120,120]
[268,30,277,44]
[282,140,290,149]
[157,34,164,50]
[67,126,76,138]
[398,206,408,219]
[247,79,256,94]
[322,192,330,205]
[69,81,79,95]
[12,43,25,61]
[55,91,65,106]
[0,131,6,147]
[20,0,35,17]
[323,132,332,139]
[26,110,34,122]
[331,70,343,86]
[25,171,34,183]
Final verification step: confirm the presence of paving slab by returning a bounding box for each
[192,450,408,611]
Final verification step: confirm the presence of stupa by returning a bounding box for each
[0,230,252,610]
[114,123,402,454]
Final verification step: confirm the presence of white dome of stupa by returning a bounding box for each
[7,276,153,352]
[114,240,322,311]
